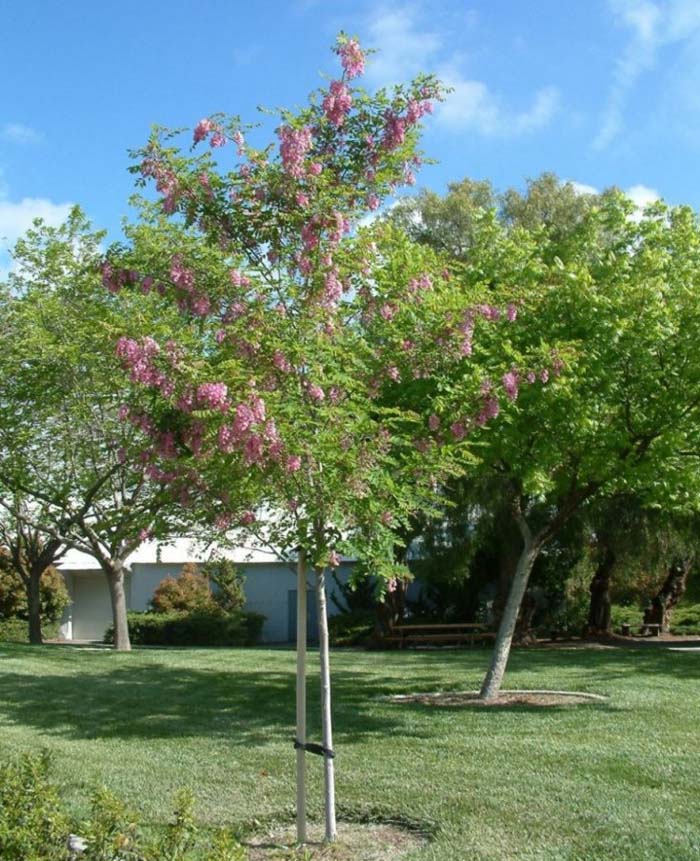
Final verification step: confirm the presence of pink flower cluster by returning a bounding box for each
[337,38,365,79]
[193,118,226,148]
[141,157,180,213]
[196,382,229,412]
[216,395,285,467]
[170,255,212,317]
[278,125,313,178]
[322,80,353,127]
[116,336,172,395]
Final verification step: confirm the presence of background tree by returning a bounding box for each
[0,209,184,650]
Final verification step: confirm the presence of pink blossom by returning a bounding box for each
[380,511,393,526]
[338,37,365,78]
[215,514,232,531]
[232,130,245,154]
[286,455,302,473]
[507,303,518,322]
[406,99,434,124]
[139,528,154,541]
[379,303,396,320]
[540,369,549,384]
[218,424,236,453]
[278,125,313,178]
[502,371,519,401]
[250,395,266,423]
[197,382,229,412]
[193,118,214,144]
[451,420,467,441]
[307,383,325,402]
[118,404,130,422]
[273,350,292,373]
[366,193,380,210]
[526,371,537,384]
[233,403,254,434]
[382,112,406,150]
[244,433,264,465]
[308,162,323,176]
[386,365,401,382]
[240,511,256,526]
[322,80,353,127]
[428,414,440,431]
[323,268,343,305]
[210,131,226,148]
[296,191,309,207]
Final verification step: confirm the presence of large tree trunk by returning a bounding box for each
[586,545,616,635]
[105,560,131,651]
[315,568,337,842]
[295,553,307,845]
[643,558,690,633]
[26,570,43,645]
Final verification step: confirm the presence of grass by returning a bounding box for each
[0,642,699,861]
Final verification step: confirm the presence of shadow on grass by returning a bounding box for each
[0,655,431,747]
[0,642,695,747]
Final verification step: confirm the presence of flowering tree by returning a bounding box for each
[106,36,535,841]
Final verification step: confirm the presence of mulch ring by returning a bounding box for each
[384,689,607,708]
[246,822,428,860]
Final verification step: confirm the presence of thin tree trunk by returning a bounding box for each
[105,561,131,651]
[26,570,43,645]
[480,525,541,701]
[315,567,337,843]
[644,558,690,633]
[586,545,615,635]
[295,552,307,845]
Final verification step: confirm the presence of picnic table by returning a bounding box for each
[384,621,495,648]
[620,622,661,637]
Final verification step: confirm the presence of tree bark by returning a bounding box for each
[315,568,337,843]
[479,537,541,700]
[295,552,307,845]
[105,561,131,651]
[26,569,43,645]
[643,558,690,633]
[586,545,616,635]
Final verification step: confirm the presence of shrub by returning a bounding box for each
[328,609,375,646]
[0,618,59,643]
[669,603,700,634]
[0,563,69,625]
[104,609,265,647]
[0,752,246,861]
[203,558,247,613]
[610,604,644,631]
[150,564,215,614]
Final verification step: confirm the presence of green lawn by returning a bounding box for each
[0,642,699,860]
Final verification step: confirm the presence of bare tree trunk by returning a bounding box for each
[295,553,307,845]
[644,558,690,633]
[480,522,541,701]
[315,568,337,843]
[586,545,616,635]
[105,561,131,651]
[26,570,43,645]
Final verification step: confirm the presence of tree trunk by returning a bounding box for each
[479,531,541,701]
[26,570,43,645]
[644,558,690,633]
[105,561,131,651]
[295,553,307,845]
[586,545,616,635]
[315,568,337,843]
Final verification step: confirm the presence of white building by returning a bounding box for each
[57,537,353,644]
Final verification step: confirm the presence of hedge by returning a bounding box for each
[103,609,265,647]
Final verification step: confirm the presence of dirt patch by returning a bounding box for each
[246,822,428,860]
[386,689,607,708]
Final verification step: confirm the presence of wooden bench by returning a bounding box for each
[384,622,495,649]
[621,622,661,637]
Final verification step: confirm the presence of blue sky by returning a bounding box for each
[2,0,700,271]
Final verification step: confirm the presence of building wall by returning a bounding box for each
[60,561,354,644]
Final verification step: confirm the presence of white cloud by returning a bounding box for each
[364,4,558,137]
[596,0,700,149]
[568,178,660,219]
[569,181,600,196]
[1,123,42,145]
[365,6,441,86]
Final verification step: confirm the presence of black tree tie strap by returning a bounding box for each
[294,739,336,759]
